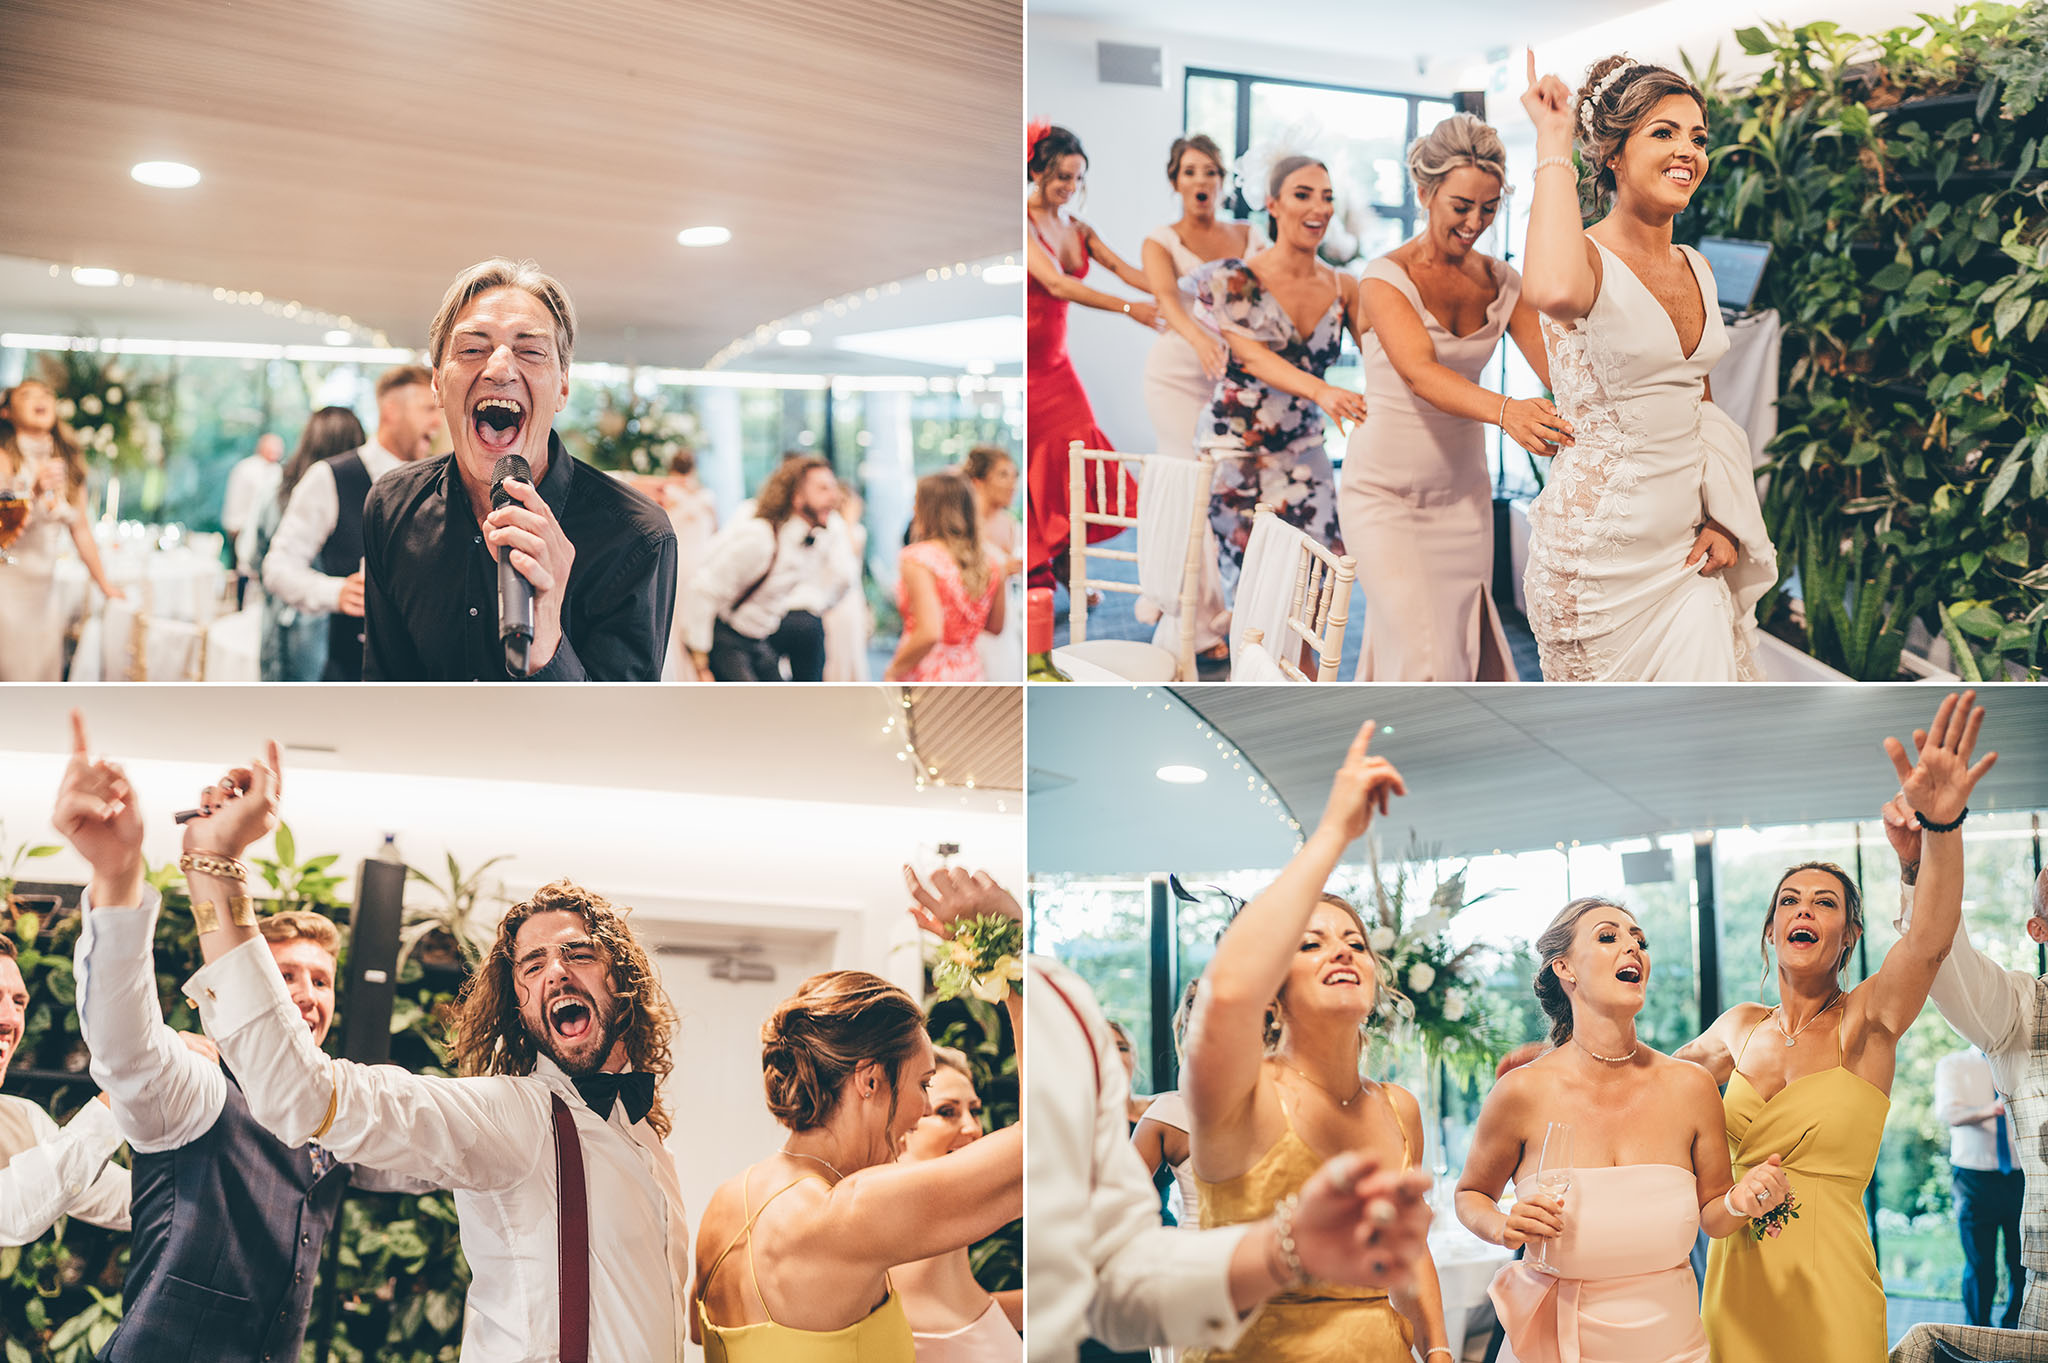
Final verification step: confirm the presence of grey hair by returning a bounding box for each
[1408,113,1507,201]
[426,257,577,368]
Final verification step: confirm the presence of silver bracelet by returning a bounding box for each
[1497,393,1510,429]
[1533,154,1575,177]
[1271,1192,1311,1289]
[1723,1188,1746,1219]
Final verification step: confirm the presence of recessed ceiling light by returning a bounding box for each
[71,267,120,287]
[1156,765,1208,785]
[323,330,353,346]
[131,161,200,188]
[981,264,1026,285]
[775,328,812,347]
[676,226,732,247]
[964,359,996,375]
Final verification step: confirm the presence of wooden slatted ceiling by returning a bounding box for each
[908,685,1023,792]
[0,0,1019,365]
[1174,687,2048,862]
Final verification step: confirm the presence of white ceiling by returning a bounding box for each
[0,0,1020,370]
[1029,0,1659,64]
[0,685,1020,814]
[1030,686,2048,875]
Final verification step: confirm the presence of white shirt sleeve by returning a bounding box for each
[0,1099,131,1245]
[1027,958,1254,1361]
[1896,879,2037,1077]
[221,458,259,538]
[683,521,775,652]
[262,461,347,614]
[1934,1052,1983,1128]
[184,936,550,1194]
[74,889,228,1153]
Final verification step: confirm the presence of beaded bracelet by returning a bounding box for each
[1916,806,1968,833]
[1272,1192,1310,1288]
[1533,155,1576,178]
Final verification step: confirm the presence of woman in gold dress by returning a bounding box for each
[1675,690,1996,1363]
[1181,719,1452,1363]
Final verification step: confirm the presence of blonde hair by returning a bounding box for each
[1408,113,1507,200]
[932,1045,974,1080]
[426,258,577,367]
[258,911,342,957]
[909,471,991,601]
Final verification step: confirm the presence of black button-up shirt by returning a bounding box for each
[360,432,676,681]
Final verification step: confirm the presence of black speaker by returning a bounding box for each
[340,858,405,1064]
[1453,90,1487,119]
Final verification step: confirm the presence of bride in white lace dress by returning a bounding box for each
[1518,53,1777,682]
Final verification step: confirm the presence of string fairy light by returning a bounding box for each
[34,258,388,347]
[1143,689,1302,843]
[707,252,1022,371]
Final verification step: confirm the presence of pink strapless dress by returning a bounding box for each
[1489,1164,1707,1363]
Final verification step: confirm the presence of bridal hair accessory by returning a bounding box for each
[929,914,1025,1003]
[1579,61,1639,134]
[1026,119,1054,164]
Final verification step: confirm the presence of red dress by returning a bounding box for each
[1027,218,1139,589]
[895,541,1000,682]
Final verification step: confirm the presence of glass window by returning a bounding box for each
[1185,75,1239,165]
[1029,876,1159,1095]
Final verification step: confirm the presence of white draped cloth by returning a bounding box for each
[1226,512,1297,680]
[1524,240,1776,682]
[1128,455,1214,659]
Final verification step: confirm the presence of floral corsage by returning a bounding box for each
[1750,1190,1801,1241]
[930,914,1024,1003]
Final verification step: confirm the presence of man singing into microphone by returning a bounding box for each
[361,258,677,680]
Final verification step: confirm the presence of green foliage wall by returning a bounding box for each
[1678,4,2048,679]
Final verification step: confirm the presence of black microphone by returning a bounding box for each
[491,453,534,675]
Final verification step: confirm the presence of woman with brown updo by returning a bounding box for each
[1517,52,1776,681]
[1181,719,1449,1363]
[0,378,125,680]
[693,868,1023,1362]
[893,1047,1023,1360]
[1139,133,1260,657]
[1340,113,1569,682]
[1026,122,1155,592]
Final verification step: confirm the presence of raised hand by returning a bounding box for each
[1316,719,1407,845]
[1502,1188,1564,1251]
[52,711,145,889]
[1885,691,1997,828]
[1521,50,1579,145]
[903,865,1022,937]
[181,741,283,859]
[1289,1150,1435,1290]
[1879,792,1922,869]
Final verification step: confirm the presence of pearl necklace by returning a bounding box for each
[1573,1036,1638,1064]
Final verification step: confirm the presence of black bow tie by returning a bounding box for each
[573,1070,655,1125]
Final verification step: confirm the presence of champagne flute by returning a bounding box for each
[1527,1121,1573,1274]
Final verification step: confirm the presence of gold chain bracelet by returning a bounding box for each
[178,851,249,883]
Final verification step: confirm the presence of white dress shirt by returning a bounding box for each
[1936,1047,2011,1172]
[682,515,855,651]
[0,1094,130,1245]
[185,932,686,1363]
[221,454,282,542]
[1897,882,2040,1122]
[261,439,406,613]
[1028,956,1254,1363]
[781,512,861,615]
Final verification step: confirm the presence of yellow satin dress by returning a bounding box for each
[1187,1087,1418,1362]
[699,1174,916,1362]
[1702,1016,1889,1363]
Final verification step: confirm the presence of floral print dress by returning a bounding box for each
[1185,259,1347,599]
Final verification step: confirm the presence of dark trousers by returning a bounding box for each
[770,610,825,683]
[708,618,783,682]
[1958,1166,2026,1328]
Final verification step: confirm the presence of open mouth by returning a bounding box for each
[1787,926,1820,946]
[1452,227,1480,243]
[472,395,527,453]
[1322,968,1361,987]
[0,1037,12,1065]
[1615,963,1643,984]
[1303,217,1329,234]
[549,994,594,1041]
[1664,166,1695,186]
[1194,191,1209,203]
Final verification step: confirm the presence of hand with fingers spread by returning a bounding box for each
[1885,690,1998,829]
[902,864,1022,938]
[1502,397,1575,458]
[1316,719,1408,845]
[1287,1150,1436,1290]
[1879,791,1922,872]
[484,477,576,671]
[180,740,284,859]
[52,711,147,904]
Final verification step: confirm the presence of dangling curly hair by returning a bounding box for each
[451,879,679,1139]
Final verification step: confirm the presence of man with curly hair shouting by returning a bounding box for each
[57,714,689,1363]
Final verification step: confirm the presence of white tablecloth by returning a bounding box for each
[1430,1217,1513,1360]
[59,542,231,681]
[1714,308,1782,470]
[55,544,227,626]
